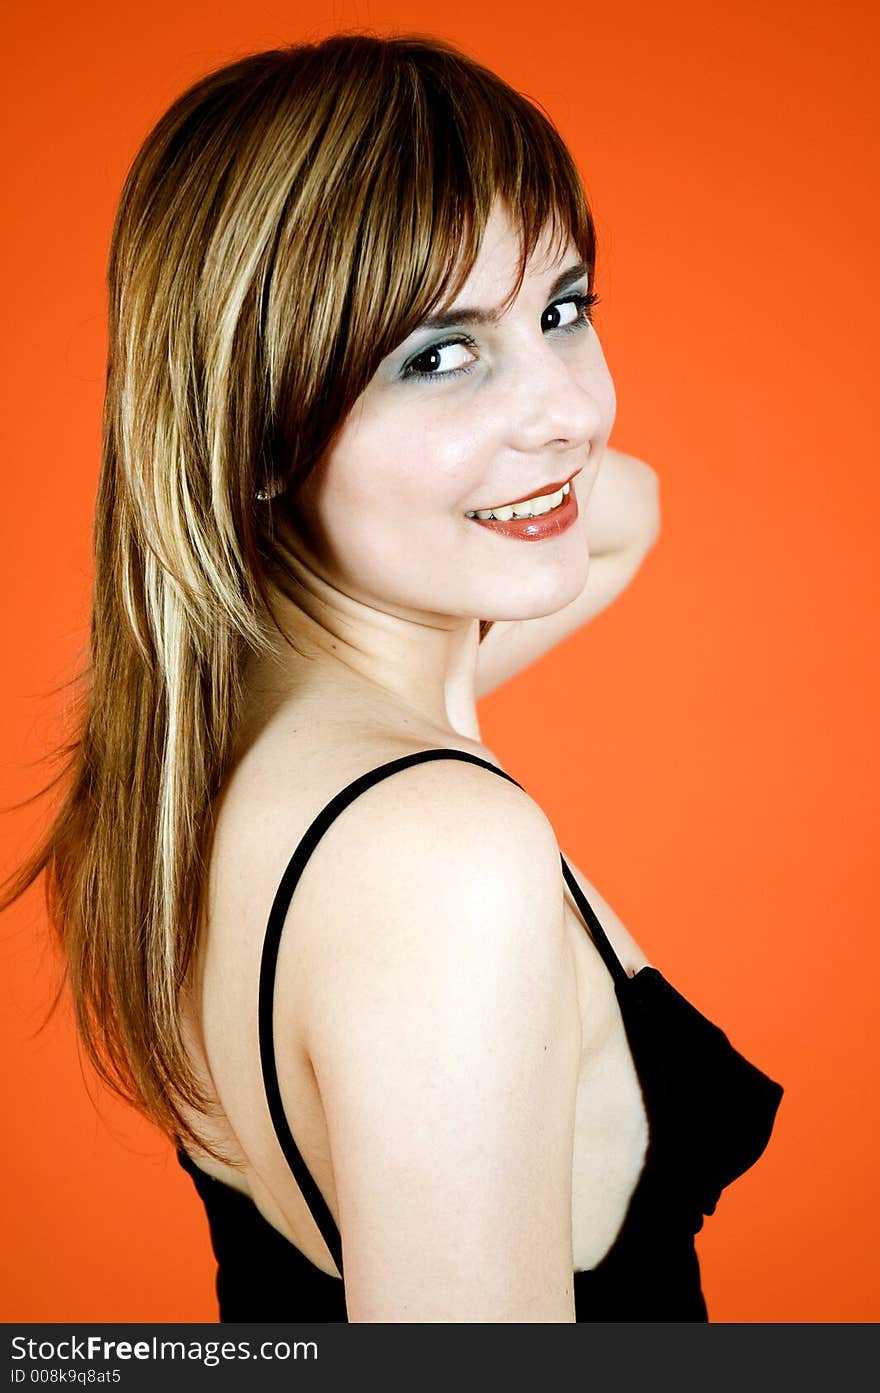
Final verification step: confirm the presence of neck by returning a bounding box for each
[252,529,484,744]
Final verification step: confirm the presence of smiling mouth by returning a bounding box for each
[465,480,571,522]
[465,469,580,522]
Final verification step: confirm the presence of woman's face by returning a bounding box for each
[291,198,617,629]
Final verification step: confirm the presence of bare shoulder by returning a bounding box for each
[339,750,559,864]
[291,751,567,1011]
[285,753,582,1320]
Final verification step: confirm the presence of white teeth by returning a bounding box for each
[466,479,571,521]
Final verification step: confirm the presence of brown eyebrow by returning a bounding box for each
[415,260,590,334]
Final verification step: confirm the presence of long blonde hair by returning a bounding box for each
[1,32,597,1156]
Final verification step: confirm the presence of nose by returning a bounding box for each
[501,334,607,455]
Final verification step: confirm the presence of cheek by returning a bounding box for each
[325,404,490,516]
[589,342,617,432]
[600,374,617,433]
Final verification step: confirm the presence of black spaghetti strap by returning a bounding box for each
[257,748,524,1278]
[257,746,625,1278]
[559,855,631,989]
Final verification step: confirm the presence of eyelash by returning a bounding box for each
[401,291,600,383]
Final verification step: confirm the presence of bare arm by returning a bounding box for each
[476,448,661,697]
[296,763,583,1322]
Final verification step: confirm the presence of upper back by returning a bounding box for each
[179,695,572,1293]
[178,684,785,1321]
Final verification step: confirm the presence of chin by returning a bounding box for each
[484,557,590,623]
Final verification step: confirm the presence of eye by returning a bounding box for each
[400,290,600,384]
[402,336,478,383]
[542,291,600,334]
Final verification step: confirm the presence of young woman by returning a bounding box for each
[3,32,783,1322]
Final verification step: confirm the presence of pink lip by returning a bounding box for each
[467,478,579,542]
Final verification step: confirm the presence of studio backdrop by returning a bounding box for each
[1,0,877,1323]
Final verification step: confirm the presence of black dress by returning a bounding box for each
[178,748,784,1321]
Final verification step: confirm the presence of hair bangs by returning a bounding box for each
[342,38,597,375]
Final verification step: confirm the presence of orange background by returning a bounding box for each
[2,0,877,1323]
